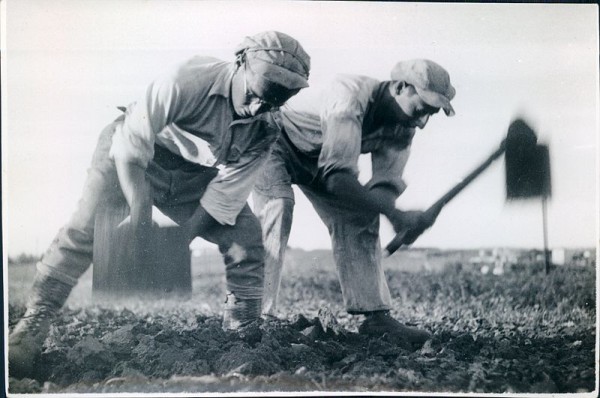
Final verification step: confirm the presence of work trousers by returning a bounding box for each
[253,132,392,315]
[37,116,265,300]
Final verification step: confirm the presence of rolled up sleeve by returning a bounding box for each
[201,150,271,225]
[109,74,182,168]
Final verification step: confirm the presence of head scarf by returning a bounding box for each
[235,31,310,90]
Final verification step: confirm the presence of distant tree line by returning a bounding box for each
[7,253,41,265]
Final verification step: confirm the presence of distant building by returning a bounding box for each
[469,248,518,275]
[551,248,596,267]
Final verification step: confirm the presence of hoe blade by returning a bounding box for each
[505,119,551,199]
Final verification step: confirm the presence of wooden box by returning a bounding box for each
[92,202,192,299]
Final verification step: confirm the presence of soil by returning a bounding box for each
[6,263,597,394]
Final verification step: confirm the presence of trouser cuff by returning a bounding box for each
[36,262,79,287]
[225,284,263,300]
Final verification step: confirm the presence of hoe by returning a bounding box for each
[384,118,552,272]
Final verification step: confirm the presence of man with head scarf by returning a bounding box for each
[253,59,455,349]
[9,31,310,378]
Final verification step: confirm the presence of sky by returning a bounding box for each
[1,1,598,256]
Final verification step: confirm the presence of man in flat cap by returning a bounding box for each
[253,59,455,348]
[9,31,310,378]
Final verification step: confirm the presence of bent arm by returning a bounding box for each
[318,103,414,230]
[322,170,397,220]
[114,158,154,266]
[114,158,152,227]
[110,69,188,222]
[316,77,427,231]
[185,146,273,241]
[322,169,428,234]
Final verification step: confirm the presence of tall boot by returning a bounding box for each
[8,272,73,379]
[222,291,261,331]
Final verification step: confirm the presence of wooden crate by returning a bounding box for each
[92,202,192,299]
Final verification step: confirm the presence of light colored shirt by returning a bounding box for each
[280,74,415,196]
[109,56,281,225]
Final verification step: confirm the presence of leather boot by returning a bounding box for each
[8,272,72,379]
[358,310,431,349]
[222,291,261,331]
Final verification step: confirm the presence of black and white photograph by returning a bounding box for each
[2,1,598,396]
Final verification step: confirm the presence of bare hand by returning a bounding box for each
[388,208,440,245]
[388,210,427,233]
[118,207,179,229]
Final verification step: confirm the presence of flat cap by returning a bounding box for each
[391,59,455,116]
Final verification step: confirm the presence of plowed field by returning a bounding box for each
[7,258,597,394]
